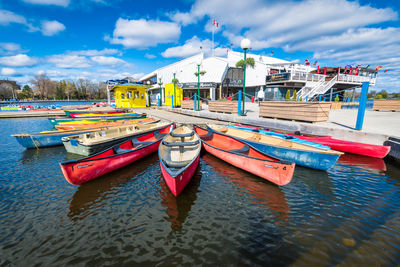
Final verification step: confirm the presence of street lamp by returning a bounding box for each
[196,58,202,111]
[158,77,163,106]
[240,38,251,116]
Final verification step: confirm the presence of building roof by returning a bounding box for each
[110,83,152,92]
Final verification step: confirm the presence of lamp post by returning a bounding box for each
[196,59,202,111]
[158,77,163,106]
[240,38,251,116]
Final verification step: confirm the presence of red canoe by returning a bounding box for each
[159,126,201,196]
[60,123,174,185]
[194,125,295,186]
[235,124,390,159]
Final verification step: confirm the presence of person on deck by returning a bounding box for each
[257,88,265,104]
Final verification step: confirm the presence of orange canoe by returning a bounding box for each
[55,118,155,130]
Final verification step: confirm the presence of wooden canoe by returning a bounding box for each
[159,126,201,196]
[48,113,147,126]
[55,118,154,130]
[62,121,171,156]
[73,112,138,118]
[60,123,174,185]
[193,125,295,186]
[65,109,127,117]
[235,123,390,159]
[208,124,342,171]
[228,125,330,150]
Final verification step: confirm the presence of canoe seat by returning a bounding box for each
[198,132,213,141]
[131,139,153,148]
[170,131,194,138]
[230,145,250,154]
[164,159,192,168]
[113,147,132,154]
[162,140,199,147]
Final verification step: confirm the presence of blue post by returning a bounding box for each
[319,95,322,102]
[323,97,326,102]
[194,93,197,111]
[306,96,308,102]
[172,95,174,108]
[238,90,242,115]
[355,82,369,130]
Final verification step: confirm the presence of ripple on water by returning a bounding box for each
[1,118,400,265]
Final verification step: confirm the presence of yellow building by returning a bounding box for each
[164,83,183,107]
[111,83,152,108]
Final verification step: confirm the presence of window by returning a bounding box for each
[135,92,139,99]
[127,91,132,99]
[121,93,125,99]
[141,93,144,99]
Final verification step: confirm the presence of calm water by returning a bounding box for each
[1,118,399,266]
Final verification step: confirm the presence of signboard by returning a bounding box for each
[223,78,243,87]
[179,82,217,89]
[266,73,290,82]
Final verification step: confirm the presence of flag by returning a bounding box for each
[366,64,370,68]
[384,69,390,73]
[313,61,318,66]
[376,66,382,71]
[213,19,219,28]
[305,59,310,65]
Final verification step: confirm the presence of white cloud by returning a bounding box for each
[0,54,38,67]
[69,48,121,56]
[161,36,227,58]
[1,67,17,76]
[107,18,181,49]
[47,54,91,68]
[0,9,27,25]
[91,56,125,66]
[0,43,25,55]
[168,11,196,26]
[22,0,70,7]
[41,20,66,36]
[145,53,156,59]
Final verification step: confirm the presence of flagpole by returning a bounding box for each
[212,19,214,57]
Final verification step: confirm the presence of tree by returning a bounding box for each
[236,57,255,68]
[334,94,340,102]
[285,90,291,101]
[376,94,383,99]
[31,73,54,99]
[379,90,388,99]
[56,80,67,100]
[17,85,33,99]
[292,89,297,101]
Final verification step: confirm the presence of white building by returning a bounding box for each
[140,51,378,103]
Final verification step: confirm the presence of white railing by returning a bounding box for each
[298,78,326,99]
[298,75,339,100]
[337,74,375,85]
[290,71,325,83]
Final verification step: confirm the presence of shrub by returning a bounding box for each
[285,90,291,101]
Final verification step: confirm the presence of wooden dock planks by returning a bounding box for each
[259,101,331,122]
[372,100,400,111]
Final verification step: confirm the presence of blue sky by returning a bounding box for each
[0,0,399,92]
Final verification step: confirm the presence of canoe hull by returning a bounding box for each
[160,154,200,196]
[61,141,160,185]
[49,114,146,126]
[235,124,390,158]
[60,124,174,185]
[239,138,339,171]
[295,136,390,158]
[14,131,92,148]
[194,126,295,186]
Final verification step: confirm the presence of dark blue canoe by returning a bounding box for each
[12,128,101,149]
[208,124,342,171]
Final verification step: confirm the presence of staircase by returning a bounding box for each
[298,75,338,100]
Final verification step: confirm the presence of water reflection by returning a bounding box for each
[338,153,386,172]
[159,165,202,231]
[202,153,290,222]
[20,146,64,164]
[68,153,158,221]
